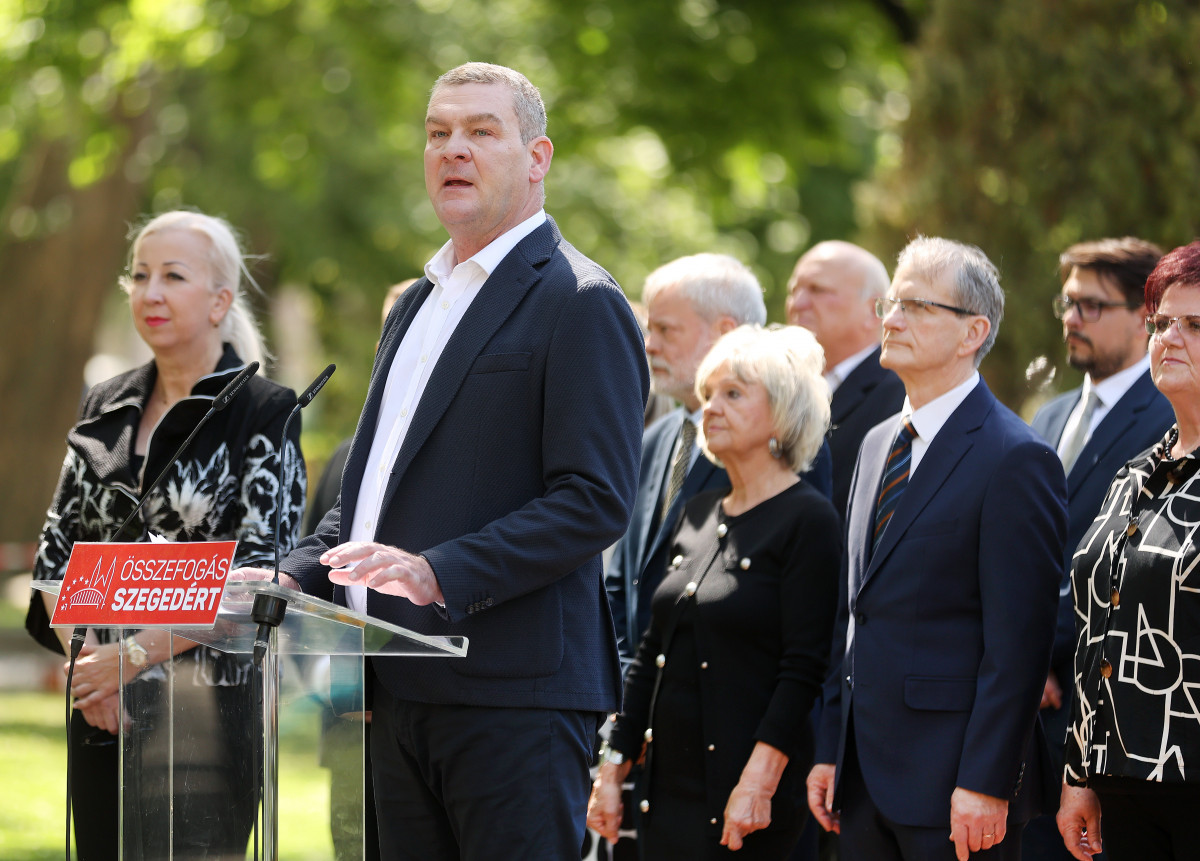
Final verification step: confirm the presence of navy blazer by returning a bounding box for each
[605,408,834,671]
[817,380,1067,828]
[1030,370,1174,670]
[828,347,906,521]
[286,217,649,713]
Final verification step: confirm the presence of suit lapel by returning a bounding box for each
[632,410,685,570]
[831,348,884,425]
[1067,371,1155,498]
[1042,393,1076,448]
[860,382,992,588]
[847,415,898,593]
[338,277,435,537]
[646,455,720,565]
[377,220,556,516]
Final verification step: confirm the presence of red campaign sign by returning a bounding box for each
[51,541,238,628]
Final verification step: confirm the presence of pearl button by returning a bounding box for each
[640,800,650,813]
[685,581,698,597]
[441,301,449,309]
[707,744,715,751]
[400,408,408,418]
[739,557,751,570]
[700,661,708,669]
[420,354,428,363]
[717,523,728,538]
[655,653,666,668]
[644,728,653,742]
[710,817,718,825]
[672,555,683,567]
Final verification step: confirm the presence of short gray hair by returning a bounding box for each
[695,324,829,473]
[896,236,1004,365]
[642,253,767,326]
[432,62,547,143]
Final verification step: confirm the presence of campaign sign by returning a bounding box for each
[51,541,238,628]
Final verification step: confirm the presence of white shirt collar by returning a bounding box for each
[424,210,547,286]
[904,371,981,446]
[1085,353,1150,409]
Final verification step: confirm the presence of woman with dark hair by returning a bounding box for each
[1058,240,1200,861]
[588,325,841,859]
[26,210,306,860]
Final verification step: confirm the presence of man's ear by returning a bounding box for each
[715,315,740,336]
[958,315,991,358]
[528,136,553,183]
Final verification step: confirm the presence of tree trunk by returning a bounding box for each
[0,113,150,543]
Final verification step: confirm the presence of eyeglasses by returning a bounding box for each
[874,297,974,319]
[1146,314,1200,337]
[1052,295,1141,322]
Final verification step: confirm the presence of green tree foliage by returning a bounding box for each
[861,0,1200,406]
[0,0,906,539]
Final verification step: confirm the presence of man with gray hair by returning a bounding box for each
[787,240,906,519]
[605,253,832,672]
[807,237,1066,861]
[262,63,648,860]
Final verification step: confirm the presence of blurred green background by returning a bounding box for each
[1,0,1198,536]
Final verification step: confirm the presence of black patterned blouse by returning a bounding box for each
[26,345,307,685]
[1066,425,1200,786]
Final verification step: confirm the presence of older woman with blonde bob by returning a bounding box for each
[26,210,306,860]
[589,324,843,859]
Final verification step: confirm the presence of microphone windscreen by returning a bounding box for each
[298,363,336,408]
[213,361,260,412]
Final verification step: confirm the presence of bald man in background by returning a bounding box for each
[786,241,906,520]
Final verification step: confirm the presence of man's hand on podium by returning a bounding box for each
[322,542,445,607]
[228,567,301,591]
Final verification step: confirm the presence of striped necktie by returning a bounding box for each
[662,419,697,522]
[873,418,917,555]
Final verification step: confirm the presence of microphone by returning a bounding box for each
[67,361,262,660]
[212,361,260,412]
[252,364,336,663]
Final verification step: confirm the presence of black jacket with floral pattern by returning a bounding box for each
[26,345,306,686]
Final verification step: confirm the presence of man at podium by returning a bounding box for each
[246,63,647,860]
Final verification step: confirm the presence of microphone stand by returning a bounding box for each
[249,363,334,861]
[61,360,259,861]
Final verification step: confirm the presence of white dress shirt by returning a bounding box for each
[345,211,547,613]
[903,372,980,475]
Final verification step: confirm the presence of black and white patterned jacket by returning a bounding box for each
[26,345,306,685]
[1067,425,1200,785]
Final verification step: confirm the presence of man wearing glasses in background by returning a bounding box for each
[1024,237,1173,860]
[808,236,1066,860]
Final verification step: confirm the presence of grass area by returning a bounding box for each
[0,690,348,861]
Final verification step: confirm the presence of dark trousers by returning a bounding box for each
[70,712,119,861]
[371,680,601,861]
[839,735,1024,861]
[1090,776,1200,861]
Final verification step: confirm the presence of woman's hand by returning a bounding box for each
[77,692,122,735]
[721,778,774,850]
[721,741,787,850]
[586,761,630,845]
[66,642,121,709]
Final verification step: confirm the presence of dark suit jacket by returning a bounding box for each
[285,217,649,713]
[605,408,833,671]
[1030,370,1173,672]
[816,380,1067,828]
[828,347,906,522]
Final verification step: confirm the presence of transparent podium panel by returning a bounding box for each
[34,579,466,861]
